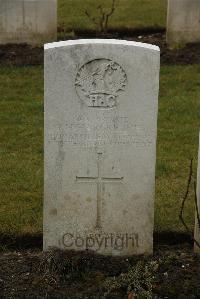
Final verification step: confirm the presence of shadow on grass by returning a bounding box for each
[0,233,43,251]
[0,232,193,252]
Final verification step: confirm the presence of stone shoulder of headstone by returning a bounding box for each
[0,0,57,45]
[167,0,200,47]
[44,39,160,256]
[194,132,200,253]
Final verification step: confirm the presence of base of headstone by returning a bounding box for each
[0,0,57,45]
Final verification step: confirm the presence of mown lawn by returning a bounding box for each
[58,0,167,32]
[0,64,199,238]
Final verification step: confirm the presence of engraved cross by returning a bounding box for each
[76,153,124,229]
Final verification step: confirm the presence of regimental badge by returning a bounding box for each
[75,59,127,108]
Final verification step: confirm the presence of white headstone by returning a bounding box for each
[44,39,160,256]
[0,0,57,45]
[194,132,200,253]
[167,0,200,47]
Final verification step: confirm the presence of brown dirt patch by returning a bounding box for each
[0,43,43,66]
[0,245,200,299]
[0,32,199,66]
[131,33,200,65]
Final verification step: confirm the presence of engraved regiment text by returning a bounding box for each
[48,114,153,147]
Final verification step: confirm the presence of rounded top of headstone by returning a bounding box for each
[44,39,160,52]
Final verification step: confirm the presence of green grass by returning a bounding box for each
[58,0,167,32]
[0,64,200,237]
[0,67,43,236]
[156,65,200,232]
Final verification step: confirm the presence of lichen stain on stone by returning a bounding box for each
[64,194,71,201]
[86,197,92,203]
[131,194,140,201]
[49,208,57,216]
[123,210,128,216]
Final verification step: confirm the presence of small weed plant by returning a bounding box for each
[103,260,158,299]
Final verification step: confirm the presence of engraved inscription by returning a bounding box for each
[75,59,127,108]
[76,153,123,229]
[48,131,152,147]
[48,113,154,148]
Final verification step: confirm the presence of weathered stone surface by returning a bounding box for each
[194,132,200,253]
[167,0,200,47]
[44,39,160,256]
[0,0,57,45]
